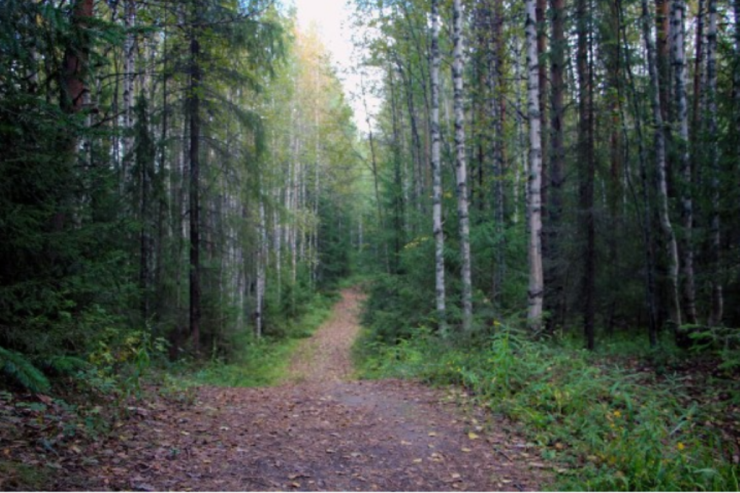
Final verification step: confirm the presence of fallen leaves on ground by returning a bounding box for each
[1,289,552,491]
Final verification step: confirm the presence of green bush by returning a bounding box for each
[355,322,740,491]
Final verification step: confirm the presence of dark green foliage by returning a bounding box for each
[0,347,50,393]
[355,327,740,491]
[317,197,353,289]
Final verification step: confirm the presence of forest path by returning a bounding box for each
[283,287,363,385]
[68,288,548,491]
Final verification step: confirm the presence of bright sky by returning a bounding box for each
[291,0,381,130]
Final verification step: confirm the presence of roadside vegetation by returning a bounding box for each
[355,285,740,491]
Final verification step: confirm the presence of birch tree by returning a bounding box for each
[452,0,473,332]
[671,0,698,325]
[430,0,446,331]
[641,0,682,328]
[525,0,545,331]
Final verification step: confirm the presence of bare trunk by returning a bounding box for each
[525,0,545,331]
[452,0,473,332]
[706,0,723,326]
[655,0,671,123]
[641,0,682,328]
[547,0,566,330]
[188,18,202,356]
[60,0,93,116]
[536,0,548,222]
[431,0,446,331]
[577,0,596,350]
[122,0,136,182]
[256,199,266,338]
[671,0,698,325]
[488,0,506,304]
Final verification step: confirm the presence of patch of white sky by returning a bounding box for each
[287,0,383,132]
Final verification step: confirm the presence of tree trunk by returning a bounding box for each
[60,0,93,115]
[706,0,723,326]
[431,0,447,332]
[122,0,136,183]
[525,0,545,332]
[487,0,506,305]
[536,0,548,225]
[641,0,682,329]
[577,0,596,350]
[188,14,202,356]
[452,0,473,332]
[671,0,698,327]
[256,198,266,338]
[655,0,671,123]
[545,0,565,331]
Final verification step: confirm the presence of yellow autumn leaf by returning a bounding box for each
[468,431,479,440]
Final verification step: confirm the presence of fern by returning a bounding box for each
[44,355,88,376]
[0,346,50,393]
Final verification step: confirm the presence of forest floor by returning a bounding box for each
[1,288,551,491]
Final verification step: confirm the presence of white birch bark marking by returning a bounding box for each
[525,0,545,330]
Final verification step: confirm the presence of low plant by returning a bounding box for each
[182,292,334,387]
[355,321,740,491]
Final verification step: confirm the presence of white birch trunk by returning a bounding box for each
[255,199,267,338]
[641,0,682,327]
[525,0,545,331]
[273,198,282,303]
[452,0,473,332]
[431,0,447,331]
[122,0,136,178]
[671,0,698,324]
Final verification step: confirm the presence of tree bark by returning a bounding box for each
[489,0,506,305]
[188,10,202,356]
[122,0,136,182]
[641,0,682,329]
[60,0,93,115]
[430,0,447,332]
[577,0,596,350]
[706,0,723,326]
[525,0,545,332]
[536,0,548,225]
[256,198,266,338]
[546,0,565,331]
[671,0,698,326]
[452,0,473,332]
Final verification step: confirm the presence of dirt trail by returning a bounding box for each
[62,288,548,491]
[284,288,363,384]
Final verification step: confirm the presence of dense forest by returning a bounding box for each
[351,0,740,343]
[0,0,365,380]
[1,0,739,490]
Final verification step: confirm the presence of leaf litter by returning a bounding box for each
[1,288,552,491]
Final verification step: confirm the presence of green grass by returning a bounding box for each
[180,293,335,388]
[354,325,740,491]
[0,460,54,490]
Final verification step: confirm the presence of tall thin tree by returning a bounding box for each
[430,0,446,332]
[525,0,545,331]
[452,0,473,332]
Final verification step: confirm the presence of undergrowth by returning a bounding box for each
[354,325,740,491]
[180,292,335,387]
